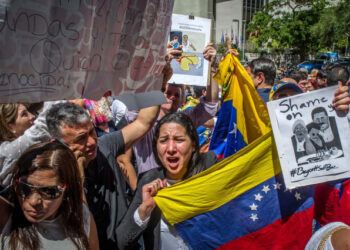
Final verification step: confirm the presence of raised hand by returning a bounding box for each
[138,178,167,221]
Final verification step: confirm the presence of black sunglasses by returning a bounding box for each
[15,179,66,200]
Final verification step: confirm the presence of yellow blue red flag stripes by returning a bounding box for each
[154,132,314,249]
[209,52,270,158]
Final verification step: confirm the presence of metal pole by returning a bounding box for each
[232,19,239,48]
[243,20,246,60]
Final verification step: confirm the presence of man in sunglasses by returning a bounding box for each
[46,102,160,250]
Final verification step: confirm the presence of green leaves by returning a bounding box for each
[246,0,348,58]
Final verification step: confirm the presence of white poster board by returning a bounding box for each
[0,0,174,103]
[168,14,211,87]
[267,86,350,189]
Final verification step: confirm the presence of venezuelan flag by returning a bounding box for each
[209,52,270,158]
[154,132,314,249]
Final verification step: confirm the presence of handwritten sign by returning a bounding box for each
[0,0,174,103]
[267,86,350,189]
[168,14,211,87]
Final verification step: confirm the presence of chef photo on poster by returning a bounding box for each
[267,86,350,189]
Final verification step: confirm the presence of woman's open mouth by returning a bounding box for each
[167,157,180,168]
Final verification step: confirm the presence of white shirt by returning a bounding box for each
[296,138,305,152]
[133,180,189,250]
[319,126,334,143]
[0,101,61,187]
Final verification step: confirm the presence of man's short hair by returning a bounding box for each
[248,58,276,85]
[327,66,349,86]
[46,102,90,138]
[289,71,308,83]
[192,86,206,98]
[311,107,328,120]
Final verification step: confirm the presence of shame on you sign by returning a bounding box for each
[267,86,350,189]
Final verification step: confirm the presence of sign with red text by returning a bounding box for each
[0,0,174,103]
[267,86,350,189]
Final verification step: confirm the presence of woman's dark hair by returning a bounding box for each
[3,142,89,250]
[307,122,321,133]
[152,113,202,179]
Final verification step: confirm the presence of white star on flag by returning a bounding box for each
[262,185,270,194]
[273,182,282,190]
[254,193,263,201]
[295,192,301,200]
[249,203,258,211]
[228,122,237,135]
[250,214,258,221]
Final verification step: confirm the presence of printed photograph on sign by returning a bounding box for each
[291,107,343,165]
[170,31,205,77]
[169,14,211,86]
[267,86,350,189]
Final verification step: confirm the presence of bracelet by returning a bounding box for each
[318,225,348,250]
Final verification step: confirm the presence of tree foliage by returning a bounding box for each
[311,0,350,51]
[246,0,345,59]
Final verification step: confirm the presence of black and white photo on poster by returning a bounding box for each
[267,86,350,189]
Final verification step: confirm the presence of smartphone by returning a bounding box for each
[170,31,182,48]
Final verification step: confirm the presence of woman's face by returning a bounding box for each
[293,123,307,140]
[309,128,320,141]
[17,169,65,223]
[156,122,195,180]
[8,104,35,137]
[306,81,315,91]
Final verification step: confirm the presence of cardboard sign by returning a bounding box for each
[168,14,211,87]
[0,0,174,103]
[268,86,350,189]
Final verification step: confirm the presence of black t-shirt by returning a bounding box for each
[84,130,126,249]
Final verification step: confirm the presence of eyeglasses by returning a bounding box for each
[15,179,66,200]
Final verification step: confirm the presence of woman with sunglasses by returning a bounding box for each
[0,141,98,250]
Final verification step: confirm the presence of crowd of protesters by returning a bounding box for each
[0,34,350,250]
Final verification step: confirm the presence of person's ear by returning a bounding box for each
[257,72,265,84]
[8,123,16,135]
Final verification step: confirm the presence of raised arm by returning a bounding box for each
[0,101,60,187]
[121,105,160,151]
[203,43,219,103]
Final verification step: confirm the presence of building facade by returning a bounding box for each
[173,0,268,44]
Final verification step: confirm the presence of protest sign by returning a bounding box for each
[168,14,211,87]
[0,0,174,103]
[268,86,350,189]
